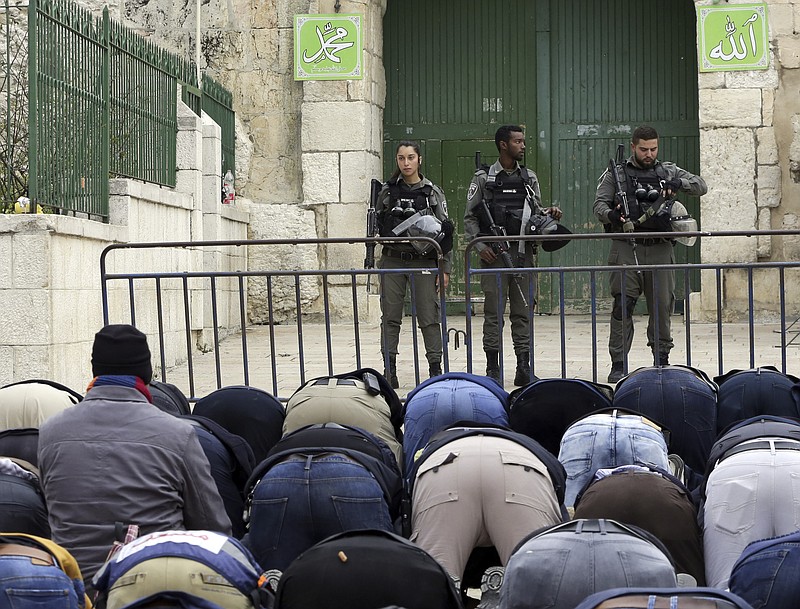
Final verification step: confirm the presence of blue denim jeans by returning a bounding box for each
[0,556,81,609]
[243,453,393,572]
[729,531,800,609]
[403,378,509,477]
[613,366,717,472]
[558,411,670,507]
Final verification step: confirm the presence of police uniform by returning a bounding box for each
[464,160,545,361]
[376,175,452,377]
[593,158,706,369]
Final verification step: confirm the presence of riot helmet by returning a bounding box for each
[669,200,697,246]
[527,213,572,252]
[393,212,444,255]
[527,214,558,236]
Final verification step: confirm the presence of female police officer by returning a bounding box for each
[376,141,453,388]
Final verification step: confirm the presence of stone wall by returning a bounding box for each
[0,101,249,391]
[107,0,384,323]
[695,0,800,318]
[71,0,800,323]
[298,0,385,322]
[0,193,248,391]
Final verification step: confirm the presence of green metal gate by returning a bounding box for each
[383,0,701,311]
[383,0,540,305]
[544,0,701,313]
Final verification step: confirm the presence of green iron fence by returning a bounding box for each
[180,71,236,177]
[24,0,234,221]
[28,0,108,217]
[109,16,189,187]
[201,73,235,176]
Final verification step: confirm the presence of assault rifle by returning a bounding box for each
[475,152,529,308]
[609,144,640,269]
[364,178,382,292]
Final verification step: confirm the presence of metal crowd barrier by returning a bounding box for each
[100,231,800,400]
[465,230,800,385]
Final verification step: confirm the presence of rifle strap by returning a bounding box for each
[519,188,532,257]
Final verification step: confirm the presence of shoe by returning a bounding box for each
[607,362,625,384]
[485,351,501,383]
[657,352,670,366]
[261,569,282,595]
[476,566,504,609]
[513,351,531,387]
[384,357,399,389]
[429,362,442,378]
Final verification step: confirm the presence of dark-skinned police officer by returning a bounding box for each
[464,125,563,386]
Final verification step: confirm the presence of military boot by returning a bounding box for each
[657,352,670,366]
[607,361,625,384]
[513,351,531,387]
[384,357,399,389]
[428,362,442,378]
[485,350,501,383]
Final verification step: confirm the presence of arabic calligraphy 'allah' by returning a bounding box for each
[709,13,760,62]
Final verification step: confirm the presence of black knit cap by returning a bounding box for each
[91,324,153,384]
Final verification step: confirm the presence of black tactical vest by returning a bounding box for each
[379,180,434,237]
[481,167,530,236]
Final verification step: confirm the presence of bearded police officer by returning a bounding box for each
[594,125,707,384]
[465,125,563,386]
[376,140,453,389]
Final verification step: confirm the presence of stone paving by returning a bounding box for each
[165,313,799,401]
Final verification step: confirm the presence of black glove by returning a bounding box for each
[439,218,455,254]
[441,218,455,237]
[607,209,623,224]
[663,178,682,193]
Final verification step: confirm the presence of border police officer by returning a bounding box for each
[464,125,563,386]
[594,125,707,383]
[377,141,453,389]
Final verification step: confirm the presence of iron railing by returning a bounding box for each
[28,0,107,217]
[201,73,235,177]
[99,231,800,401]
[109,15,188,187]
[180,72,236,178]
[23,0,234,220]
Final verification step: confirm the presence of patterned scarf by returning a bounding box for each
[87,375,152,403]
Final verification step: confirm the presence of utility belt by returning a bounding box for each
[636,237,672,246]
[382,247,435,262]
[613,237,672,246]
[720,438,800,463]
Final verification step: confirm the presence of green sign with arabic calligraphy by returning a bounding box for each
[697,3,769,72]
[294,14,362,81]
